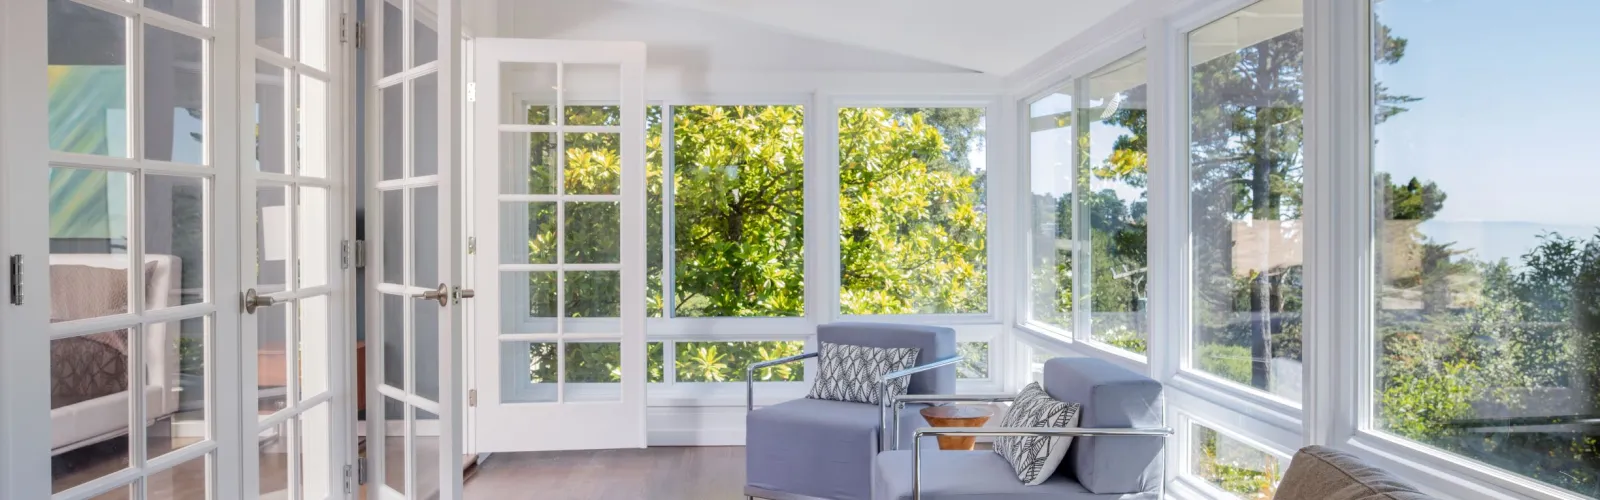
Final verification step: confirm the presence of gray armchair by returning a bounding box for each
[745,323,960,500]
[873,357,1171,500]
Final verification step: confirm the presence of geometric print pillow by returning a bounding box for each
[993,382,1083,485]
[804,342,920,405]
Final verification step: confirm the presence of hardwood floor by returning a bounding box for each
[463,446,747,500]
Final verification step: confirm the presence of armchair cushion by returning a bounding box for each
[1043,357,1163,494]
[818,323,956,395]
[873,450,1155,500]
[748,398,933,500]
[807,341,920,405]
[994,382,1082,485]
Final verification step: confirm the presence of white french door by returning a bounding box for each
[241,0,349,497]
[364,0,465,497]
[469,39,648,452]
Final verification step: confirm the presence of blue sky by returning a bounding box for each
[1377,0,1600,261]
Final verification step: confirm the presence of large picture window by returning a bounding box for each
[838,107,988,316]
[1079,51,1151,355]
[1187,0,1304,400]
[1370,0,1600,494]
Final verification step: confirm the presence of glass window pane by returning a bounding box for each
[499,271,557,333]
[839,107,988,315]
[378,396,404,495]
[671,105,805,318]
[413,72,438,177]
[295,403,335,499]
[564,342,622,401]
[380,294,404,389]
[256,185,291,292]
[1080,49,1150,355]
[567,105,620,126]
[144,25,205,165]
[256,301,292,415]
[48,1,129,158]
[380,189,402,284]
[646,107,664,317]
[256,0,287,54]
[298,75,329,177]
[1190,424,1286,498]
[412,13,437,68]
[146,175,206,309]
[1029,90,1074,332]
[299,0,328,69]
[409,407,439,498]
[380,0,402,77]
[256,62,288,174]
[298,187,330,288]
[380,85,403,181]
[500,202,556,264]
[1371,0,1600,494]
[502,342,556,403]
[1188,1,1304,399]
[500,132,556,195]
[149,318,208,461]
[958,341,989,379]
[146,452,208,499]
[564,132,620,194]
[566,271,619,318]
[298,295,330,400]
[49,167,133,320]
[148,0,204,25]
[412,186,438,286]
[51,329,132,493]
[414,290,439,401]
[675,341,805,382]
[259,422,290,497]
[567,201,620,264]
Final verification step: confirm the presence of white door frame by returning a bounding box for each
[469,38,647,453]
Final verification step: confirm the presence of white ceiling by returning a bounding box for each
[508,0,1133,75]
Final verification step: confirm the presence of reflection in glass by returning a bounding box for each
[149,318,208,461]
[1370,0,1600,494]
[1079,49,1150,355]
[501,132,556,195]
[502,342,557,403]
[50,330,132,493]
[1028,90,1074,332]
[298,187,330,288]
[839,107,988,315]
[298,75,329,177]
[145,453,208,500]
[1188,0,1304,399]
[298,296,330,400]
[499,271,557,333]
[145,175,207,309]
[256,185,291,292]
[48,167,133,321]
[48,0,129,158]
[298,0,328,69]
[144,25,205,165]
[566,271,619,318]
[256,62,288,174]
[500,202,556,264]
[413,72,438,177]
[256,301,293,415]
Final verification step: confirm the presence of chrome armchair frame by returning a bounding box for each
[744,352,965,450]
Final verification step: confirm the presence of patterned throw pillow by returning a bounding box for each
[804,342,921,405]
[993,382,1083,485]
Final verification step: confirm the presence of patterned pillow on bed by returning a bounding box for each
[993,382,1082,485]
[804,342,920,405]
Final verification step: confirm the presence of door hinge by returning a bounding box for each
[343,464,354,493]
[469,389,477,407]
[7,255,22,305]
[466,82,476,103]
[355,21,366,49]
[341,239,352,270]
[358,457,369,485]
[354,240,367,269]
[467,236,477,254]
[339,13,348,43]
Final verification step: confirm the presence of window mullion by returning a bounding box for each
[661,105,675,320]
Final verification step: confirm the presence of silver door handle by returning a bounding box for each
[243,288,276,314]
[414,283,450,307]
[456,287,475,302]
